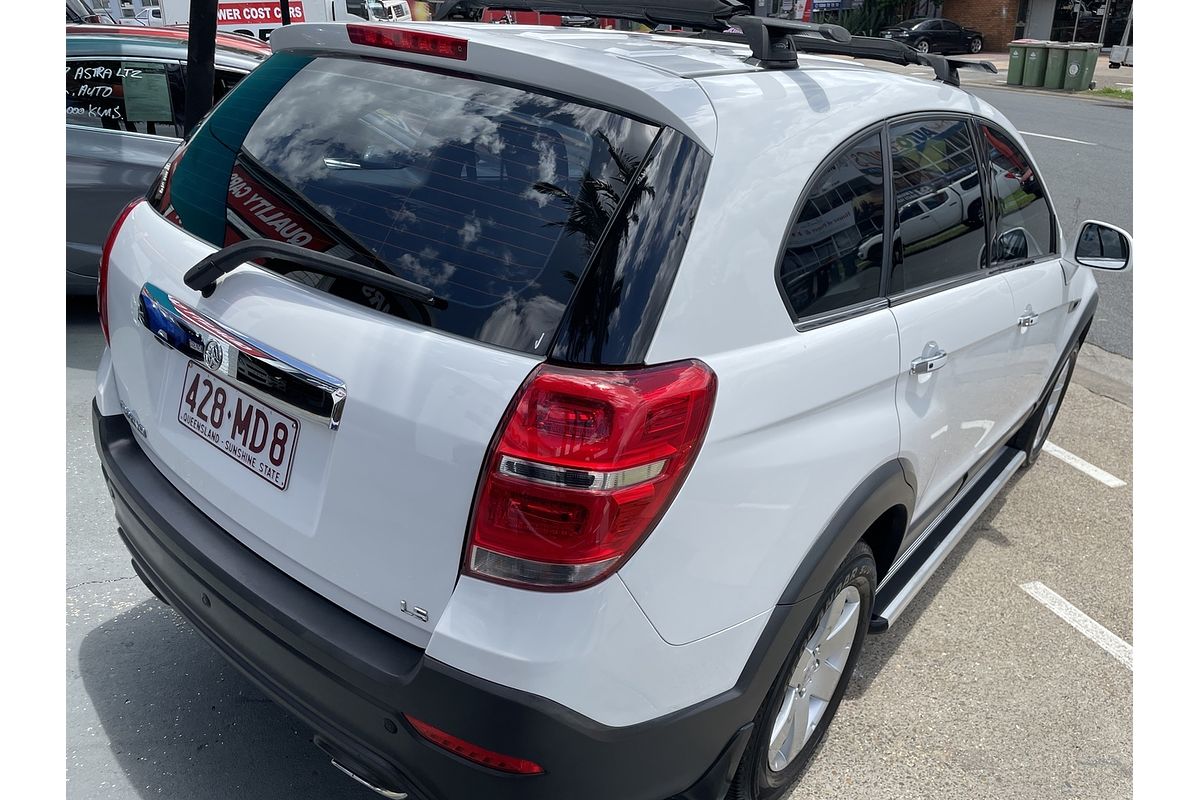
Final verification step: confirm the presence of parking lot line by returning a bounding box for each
[1018,131,1097,146]
[1043,441,1127,487]
[1020,581,1132,670]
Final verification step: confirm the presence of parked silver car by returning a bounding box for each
[66,24,268,294]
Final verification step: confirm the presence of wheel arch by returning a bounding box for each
[776,458,915,606]
[729,460,915,697]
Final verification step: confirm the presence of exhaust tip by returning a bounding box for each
[330,759,408,799]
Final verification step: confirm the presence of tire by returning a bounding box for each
[1017,342,1080,468]
[727,542,876,800]
[914,38,930,54]
[969,37,983,54]
[966,199,984,228]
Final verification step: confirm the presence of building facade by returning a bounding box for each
[941,1,1132,50]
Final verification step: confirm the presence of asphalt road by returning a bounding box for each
[67,294,1132,800]
[965,87,1133,358]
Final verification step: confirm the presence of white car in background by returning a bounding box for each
[92,3,1132,799]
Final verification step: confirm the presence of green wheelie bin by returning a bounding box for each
[1006,40,1031,85]
[1043,42,1069,89]
[1062,44,1089,91]
[1081,43,1102,89]
[1021,41,1049,87]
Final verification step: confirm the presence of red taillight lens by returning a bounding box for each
[403,714,544,775]
[465,360,717,589]
[98,198,144,344]
[347,24,468,60]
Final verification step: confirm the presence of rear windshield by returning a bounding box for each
[153,54,660,355]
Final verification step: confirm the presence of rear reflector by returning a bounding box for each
[99,198,144,345]
[464,360,717,590]
[403,714,544,775]
[347,25,468,60]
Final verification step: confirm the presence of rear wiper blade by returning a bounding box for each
[184,238,449,310]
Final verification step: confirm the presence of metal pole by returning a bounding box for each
[281,1,291,25]
[1097,0,1113,46]
[184,0,218,136]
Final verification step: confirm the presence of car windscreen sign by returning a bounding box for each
[121,62,172,124]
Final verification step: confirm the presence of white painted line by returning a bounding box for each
[1020,581,1132,670]
[1018,130,1097,146]
[1043,441,1127,487]
[1117,83,1134,88]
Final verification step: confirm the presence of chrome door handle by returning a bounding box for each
[1018,305,1040,328]
[910,349,948,374]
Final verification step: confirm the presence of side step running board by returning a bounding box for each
[870,446,1026,633]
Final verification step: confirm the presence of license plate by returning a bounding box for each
[177,361,300,490]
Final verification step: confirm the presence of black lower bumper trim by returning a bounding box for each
[93,402,761,800]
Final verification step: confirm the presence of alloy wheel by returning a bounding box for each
[915,40,930,54]
[767,585,862,772]
[971,38,983,53]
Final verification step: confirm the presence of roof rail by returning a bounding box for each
[433,1,748,31]
[431,2,995,86]
[780,32,998,87]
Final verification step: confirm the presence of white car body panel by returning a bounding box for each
[620,309,901,645]
[105,203,538,646]
[1004,259,1076,402]
[891,277,1022,522]
[427,576,771,727]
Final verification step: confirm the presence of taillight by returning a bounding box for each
[465,360,717,590]
[403,714,543,775]
[98,198,144,345]
[347,25,468,60]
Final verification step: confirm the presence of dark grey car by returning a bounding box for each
[66,24,268,294]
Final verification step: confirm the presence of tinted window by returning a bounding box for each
[66,59,179,137]
[888,118,988,292]
[779,132,886,319]
[154,55,661,356]
[981,125,1056,263]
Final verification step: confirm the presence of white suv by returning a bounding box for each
[92,3,1132,799]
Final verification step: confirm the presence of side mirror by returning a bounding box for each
[997,227,1031,262]
[1073,220,1132,271]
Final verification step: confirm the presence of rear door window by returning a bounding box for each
[66,59,180,137]
[888,117,988,293]
[155,55,661,355]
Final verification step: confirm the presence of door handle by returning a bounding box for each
[1018,305,1040,328]
[910,346,948,374]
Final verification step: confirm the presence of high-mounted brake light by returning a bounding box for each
[98,198,144,345]
[465,360,717,590]
[347,25,468,60]
[403,714,544,775]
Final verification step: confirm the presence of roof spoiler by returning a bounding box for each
[432,2,995,86]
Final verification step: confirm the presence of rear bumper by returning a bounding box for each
[93,403,754,800]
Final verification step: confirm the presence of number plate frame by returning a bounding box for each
[177,361,300,491]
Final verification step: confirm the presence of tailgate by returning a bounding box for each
[106,203,537,644]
